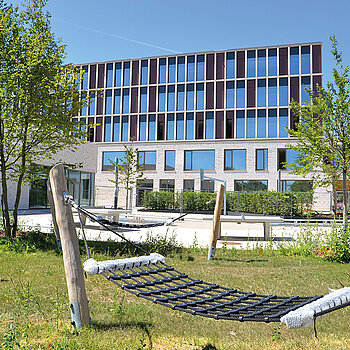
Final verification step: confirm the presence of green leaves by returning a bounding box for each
[288,36,350,223]
[0,0,90,236]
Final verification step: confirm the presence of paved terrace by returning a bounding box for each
[17,208,334,250]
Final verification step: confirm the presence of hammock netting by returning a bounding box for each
[83,254,350,328]
[66,195,350,329]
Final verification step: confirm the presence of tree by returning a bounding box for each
[109,141,146,209]
[0,0,89,237]
[288,35,350,225]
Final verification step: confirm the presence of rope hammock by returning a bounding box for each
[65,194,350,329]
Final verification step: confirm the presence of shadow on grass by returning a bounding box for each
[91,320,153,331]
[214,257,268,263]
[92,321,154,348]
[202,344,218,350]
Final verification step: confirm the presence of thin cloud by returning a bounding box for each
[57,19,181,54]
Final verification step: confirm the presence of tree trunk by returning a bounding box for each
[0,118,11,237]
[332,178,337,216]
[11,121,28,237]
[11,172,25,237]
[342,168,348,227]
[0,170,11,237]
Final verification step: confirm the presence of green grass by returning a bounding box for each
[0,245,350,349]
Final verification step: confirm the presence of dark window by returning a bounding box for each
[132,60,139,85]
[131,87,138,113]
[149,59,157,84]
[183,179,194,192]
[216,81,224,109]
[279,47,288,76]
[215,111,224,139]
[201,180,214,193]
[234,180,268,192]
[157,114,165,140]
[95,117,102,142]
[237,51,245,78]
[216,53,225,79]
[247,80,256,108]
[149,86,156,112]
[136,179,153,206]
[130,115,137,140]
[290,77,299,103]
[206,54,214,80]
[312,45,322,74]
[226,111,234,139]
[206,82,214,109]
[196,112,204,139]
[97,64,105,88]
[280,180,312,192]
[89,65,96,89]
[278,149,299,170]
[160,179,175,192]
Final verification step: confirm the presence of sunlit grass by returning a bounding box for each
[0,246,350,349]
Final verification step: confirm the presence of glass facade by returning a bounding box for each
[184,150,215,170]
[79,43,322,199]
[78,43,321,144]
[224,149,246,170]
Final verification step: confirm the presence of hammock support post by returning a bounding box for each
[46,180,62,251]
[49,164,90,330]
[208,184,225,260]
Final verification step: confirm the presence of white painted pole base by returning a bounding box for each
[208,246,216,260]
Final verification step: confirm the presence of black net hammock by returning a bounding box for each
[66,194,350,330]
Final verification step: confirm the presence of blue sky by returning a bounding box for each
[12,0,350,83]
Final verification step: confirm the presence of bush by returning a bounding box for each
[0,229,58,253]
[279,223,350,263]
[142,190,313,216]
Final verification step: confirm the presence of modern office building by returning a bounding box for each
[69,42,327,210]
[11,42,329,211]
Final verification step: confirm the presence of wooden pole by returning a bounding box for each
[46,180,62,251]
[208,184,225,260]
[49,164,90,329]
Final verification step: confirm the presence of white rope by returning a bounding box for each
[83,253,166,275]
[281,287,350,328]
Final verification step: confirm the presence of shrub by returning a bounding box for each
[142,190,313,217]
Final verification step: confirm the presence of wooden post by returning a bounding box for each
[49,164,90,329]
[208,184,225,260]
[46,180,62,251]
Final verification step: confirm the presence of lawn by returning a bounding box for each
[0,241,349,350]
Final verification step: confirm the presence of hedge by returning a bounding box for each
[142,190,313,216]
